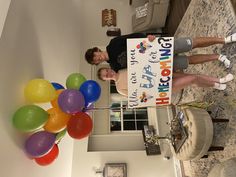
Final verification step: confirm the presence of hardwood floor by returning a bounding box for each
[165,0,191,36]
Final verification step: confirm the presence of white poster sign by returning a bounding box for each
[127,37,174,108]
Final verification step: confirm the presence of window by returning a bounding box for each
[110,100,148,132]
[110,82,148,132]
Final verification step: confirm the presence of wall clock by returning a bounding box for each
[104,163,127,177]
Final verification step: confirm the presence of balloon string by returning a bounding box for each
[84,106,157,112]
[56,139,61,145]
[84,106,129,112]
[84,107,113,112]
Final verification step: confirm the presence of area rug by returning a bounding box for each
[173,0,236,176]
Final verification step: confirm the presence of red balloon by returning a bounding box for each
[35,144,59,166]
[67,112,93,139]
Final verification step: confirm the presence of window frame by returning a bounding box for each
[110,99,148,132]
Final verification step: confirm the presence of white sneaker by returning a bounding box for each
[219,73,234,83]
[213,83,227,90]
[218,55,231,68]
[225,33,236,44]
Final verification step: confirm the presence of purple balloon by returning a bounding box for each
[58,89,85,114]
[25,131,56,157]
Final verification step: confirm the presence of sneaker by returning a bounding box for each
[225,33,236,44]
[213,83,227,90]
[218,55,231,68]
[219,73,234,83]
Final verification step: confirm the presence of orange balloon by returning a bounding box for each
[44,107,70,133]
[50,89,64,108]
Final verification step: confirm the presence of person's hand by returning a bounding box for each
[147,35,156,42]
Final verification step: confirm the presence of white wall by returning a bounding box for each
[0,0,82,176]
[72,139,175,177]
[0,0,11,38]
[76,0,135,77]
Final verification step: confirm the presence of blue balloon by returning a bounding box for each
[79,80,101,104]
[51,82,65,90]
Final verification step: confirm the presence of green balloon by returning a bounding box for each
[66,73,86,89]
[12,105,49,132]
[56,129,67,142]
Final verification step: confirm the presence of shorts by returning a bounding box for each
[173,55,189,71]
[174,37,193,53]
[173,37,193,71]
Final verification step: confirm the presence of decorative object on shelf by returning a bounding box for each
[169,111,188,152]
[142,125,162,155]
[142,113,188,155]
[104,163,127,177]
[106,28,121,37]
[102,9,116,27]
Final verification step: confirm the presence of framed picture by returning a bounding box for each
[102,9,117,27]
[104,163,127,177]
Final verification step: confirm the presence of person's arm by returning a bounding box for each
[111,33,146,42]
[122,33,156,42]
[122,32,146,39]
[117,88,128,97]
[111,33,155,44]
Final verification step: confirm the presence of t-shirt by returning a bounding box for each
[106,33,146,72]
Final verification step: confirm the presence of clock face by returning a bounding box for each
[107,166,124,177]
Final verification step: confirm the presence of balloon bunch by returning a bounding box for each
[12,73,101,166]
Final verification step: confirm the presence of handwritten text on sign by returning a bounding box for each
[127,37,174,108]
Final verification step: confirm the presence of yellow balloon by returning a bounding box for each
[44,107,70,133]
[24,79,56,103]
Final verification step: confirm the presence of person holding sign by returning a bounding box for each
[85,33,147,72]
[85,33,236,72]
[97,67,233,96]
